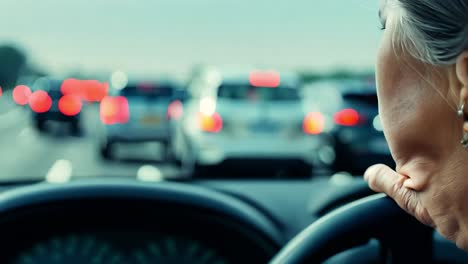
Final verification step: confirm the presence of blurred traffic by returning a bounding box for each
[0,0,391,181]
[0,61,394,181]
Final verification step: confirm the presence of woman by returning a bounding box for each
[364,0,468,250]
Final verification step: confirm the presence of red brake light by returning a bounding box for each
[59,95,82,116]
[167,100,183,120]
[303,112,325,135]
[62,78,108,102]
[334,109,360,126]
[13,85,32,105]
[100,96,129,124]
[29,90,52,113]
[249,70,281,88]
[199,112,223,133]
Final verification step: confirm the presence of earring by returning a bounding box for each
[458,103,468,148]
[458,103,465,117]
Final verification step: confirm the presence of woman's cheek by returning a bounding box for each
[376,39,399,135]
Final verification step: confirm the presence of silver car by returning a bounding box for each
[98,81,180,160]
[170,68,334,177]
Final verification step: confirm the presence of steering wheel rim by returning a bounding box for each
[0,179,282,261]
[270,194,433,264]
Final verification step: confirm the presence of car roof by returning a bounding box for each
[199,67,301,87]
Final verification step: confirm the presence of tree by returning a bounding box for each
[0,45,27,90]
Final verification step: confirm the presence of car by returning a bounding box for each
[30,78,82,134]
[170,68,334,177]
[98,80,181,160]
[302,79,395,175]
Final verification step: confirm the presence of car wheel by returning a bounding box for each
[100,142,114,160]
[162,142,175,163]
[179,140,195,176]
[70,120,80,135]
[35,119,46,132]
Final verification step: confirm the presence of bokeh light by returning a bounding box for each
[29,90,52,113]
[167,100,183,120]
[249,70,281,88]
[61,78,107,102]
[373,115,383,131]
[199,97,216,116]
[33,77,51,91]
[83,80,108,102]
[58,95,82,116]
[13,85,32,105]
[303,112,325,135]
[199,112,222,133]
[111,71,128,90]
[0,86,3,97]
[100,96,129,124]
[334,109,360,126]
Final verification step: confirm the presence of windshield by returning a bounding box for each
[218,84,299,102]
[120,84,175,98]
[0,0,389,182]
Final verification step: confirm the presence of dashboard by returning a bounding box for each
[0,180,283,264]
[15,233,227,264]
[0,177,467,264]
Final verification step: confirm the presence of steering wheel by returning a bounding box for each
[270,194,434,264]
[0,180,282,263]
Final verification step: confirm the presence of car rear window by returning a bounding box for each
[217,84,299,101]
[47,89,62,99]
[120,84,174,98]
[342,92,377,106]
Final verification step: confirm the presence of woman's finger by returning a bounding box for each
[364,164,434,227]
[364,164,403,196]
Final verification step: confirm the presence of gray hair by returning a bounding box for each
[393,0,468,65]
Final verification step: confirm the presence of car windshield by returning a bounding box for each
[0,0,390,183]
[120,84,174,98]
[218,84,299,102]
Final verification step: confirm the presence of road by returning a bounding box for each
[0,95,180,183]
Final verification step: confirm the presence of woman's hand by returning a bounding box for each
[364,163,468,250]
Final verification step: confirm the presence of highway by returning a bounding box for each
[0,93,179,183]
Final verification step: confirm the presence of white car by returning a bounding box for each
[98,81,181,160]
[170,68,334,177]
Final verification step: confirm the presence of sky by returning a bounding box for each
[0,0,381,80]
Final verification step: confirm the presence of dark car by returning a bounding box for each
[302,79,395,175]
[332,80,395,174]
[31,79,82,134]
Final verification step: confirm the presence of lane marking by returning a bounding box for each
[137,165,164,182]
[46,159,73,183]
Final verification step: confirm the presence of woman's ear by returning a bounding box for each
[456,52,468,106]
[456,51,468,87]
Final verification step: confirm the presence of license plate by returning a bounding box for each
[141,115,161,125]
[250,121,279,133]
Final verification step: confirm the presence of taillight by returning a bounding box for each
[29,90,52,113]
[58,95,82,116]
[303,112,325,135]
[199,112,223,133]
[249,70,281,88]
[100,96,129,124]
[334,109,360,126]
[167,100,183,120]
[13,85,32,105]
[61,78,108,102]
